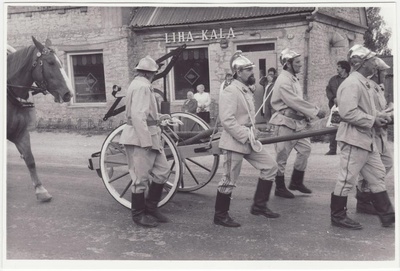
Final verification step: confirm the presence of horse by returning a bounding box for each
[7,36,74,202]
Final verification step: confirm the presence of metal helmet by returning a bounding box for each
[230,51,255,75]
[347,44,376,62]
[375,57,390,71]
[135,55,158,72]
[280,48,301,67]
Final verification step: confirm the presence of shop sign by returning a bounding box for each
[165,27,235,43]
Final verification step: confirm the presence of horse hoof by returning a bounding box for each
[36,192,52,202]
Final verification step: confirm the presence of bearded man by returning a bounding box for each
[213,51,280,227]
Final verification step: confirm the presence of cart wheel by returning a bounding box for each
[169,112,220,192]
[99,124,182,209]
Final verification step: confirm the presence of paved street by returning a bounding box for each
[3,131,398,269]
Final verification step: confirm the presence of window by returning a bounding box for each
[68,52,106,104]
[237,43,275,52]
[171,47,210,101]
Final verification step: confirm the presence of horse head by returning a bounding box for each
[31,36,73,103]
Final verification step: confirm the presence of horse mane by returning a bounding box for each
[7,45,37,82]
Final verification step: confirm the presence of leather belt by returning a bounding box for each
[146,119,159,126]
[279,109,306,121]
[126,119,159,126]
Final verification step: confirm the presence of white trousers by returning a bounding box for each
[218,147,278,194]
[124,145,170,193]
[273,125,311,176]
[334,142,386,197]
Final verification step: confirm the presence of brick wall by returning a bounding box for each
[7,6,133,131]
[318,7,365,24]
[307,22,365,113]
[8,6,369,133]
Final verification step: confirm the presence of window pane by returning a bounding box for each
[173,48,210,100]
[71,53,106,103]
[237,43,275,52]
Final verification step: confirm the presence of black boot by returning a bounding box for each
[355,185,377,215]
[131,193,158,228]
[275,175,294,198]
[145,182,170,223]
[371,191,395,227]
[288,169,312,194]
[251,179,280,218]
[214,191,241,227]
[330,193,362,230]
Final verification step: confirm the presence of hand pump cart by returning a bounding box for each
[88,45,338,209]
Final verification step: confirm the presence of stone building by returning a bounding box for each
[7,6,368,130]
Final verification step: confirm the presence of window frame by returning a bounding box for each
[168,45,210,103]
[66,50,107,107]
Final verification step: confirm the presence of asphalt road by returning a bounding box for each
[3,131,398,269]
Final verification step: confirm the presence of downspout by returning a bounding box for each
[303,7,318,99]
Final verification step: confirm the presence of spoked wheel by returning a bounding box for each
[99,124,182,209]
[168,112,220,192]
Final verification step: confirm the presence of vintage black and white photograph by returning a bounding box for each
[1,1,399,270]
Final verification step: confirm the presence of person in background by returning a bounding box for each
[194,84,211,123]
[219,73,233,95]
[259,67,276,89]
[214,50,280,228]
[261,67,278,132]
[181,90,197,114]
[330,45,394,230]
[119,55,171,228]
[269,48,324,199]
[181,90,198,130]
[325,60,350,155]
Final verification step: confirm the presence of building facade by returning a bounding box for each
[7,6,368,130]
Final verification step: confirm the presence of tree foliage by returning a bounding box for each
[364,7,392,55]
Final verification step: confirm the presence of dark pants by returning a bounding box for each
[328,133,337,153]
[328,104,337,153]
[197,111,210,123]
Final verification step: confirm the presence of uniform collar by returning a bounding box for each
[231,79,251,93]
[352,71,372,89]
[281,70,299,82]
[135,76,152,85]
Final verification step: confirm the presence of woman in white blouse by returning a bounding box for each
[193,84,211,123]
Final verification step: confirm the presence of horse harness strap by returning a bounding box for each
[31,50,50,94]
[7,48,53,107]
[7,86,34,108]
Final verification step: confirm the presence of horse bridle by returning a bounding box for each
[7,47,53,97]
[31,48,52,95]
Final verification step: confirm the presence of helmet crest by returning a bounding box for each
[230,50,255,75]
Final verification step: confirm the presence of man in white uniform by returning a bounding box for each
[119,56,170,228]
[331,45,394,229]
[354,57,394,216]
[214,51,280,228]
[269,48,324,199]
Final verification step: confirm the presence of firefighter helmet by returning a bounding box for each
[230,51,255,75]
[280,48,301,67]
[376,57,390,71]
[347,44,376,61]
[135,55,158,72]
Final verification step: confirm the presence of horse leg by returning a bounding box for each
[13,131,52,202]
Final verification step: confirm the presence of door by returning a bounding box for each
[237,43,277,124]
